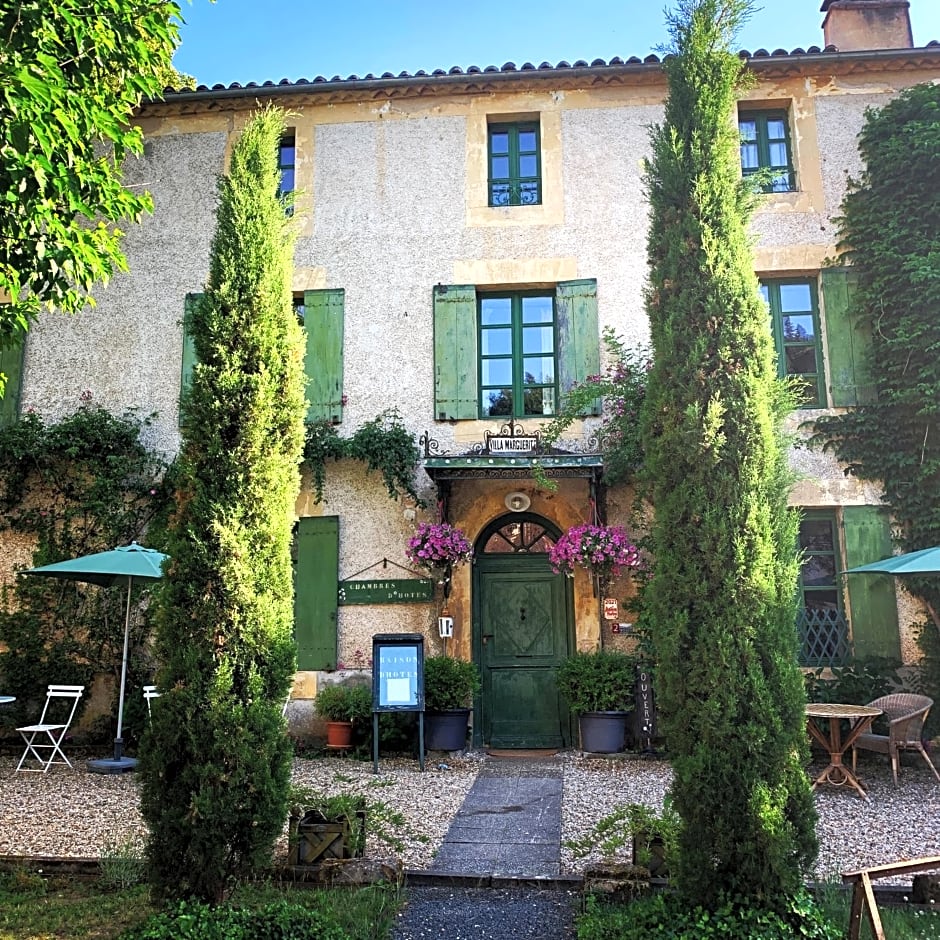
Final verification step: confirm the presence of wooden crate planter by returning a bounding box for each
[288,809,366,865]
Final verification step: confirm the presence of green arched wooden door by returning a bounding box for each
[472,514,574,748]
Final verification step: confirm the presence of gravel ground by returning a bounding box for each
[0,751,938,882]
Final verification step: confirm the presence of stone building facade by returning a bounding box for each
[2,0,938,746]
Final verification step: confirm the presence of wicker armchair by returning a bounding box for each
[851,693,940,787]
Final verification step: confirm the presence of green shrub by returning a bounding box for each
[423,655,481,710]
[556,650,636,714]
[576,891,840,940]
[314,682,372,722]
[804,657,902,709]
[119,898,350,940]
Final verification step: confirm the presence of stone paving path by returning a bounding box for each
[430,756,564,878]
[390,755,578,939]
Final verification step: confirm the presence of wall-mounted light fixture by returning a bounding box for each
[505,491,531,513]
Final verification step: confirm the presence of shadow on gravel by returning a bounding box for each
[390,884,578,939]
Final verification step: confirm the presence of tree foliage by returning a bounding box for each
[139,106,307,902]
[812,83,940,628]
[639,0,817,912]
[0,0,187,369]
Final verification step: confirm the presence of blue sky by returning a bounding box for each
[173,1,940,88]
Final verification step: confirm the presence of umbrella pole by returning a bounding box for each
[114,575,133,762]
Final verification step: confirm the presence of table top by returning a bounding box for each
[805,703,882,719]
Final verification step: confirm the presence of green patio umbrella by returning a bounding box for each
[21,542,168,773]
[845,544,940,632]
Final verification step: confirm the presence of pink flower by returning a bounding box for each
[548,523,642,578]
[406,522,473,570]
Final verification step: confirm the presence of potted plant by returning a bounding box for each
[314,682,372,748]
[557,649,636,753]
[406,521,473,596]
[549,523,642,591]
[423,654,481,751]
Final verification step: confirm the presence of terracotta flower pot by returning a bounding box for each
[326,720,353,747]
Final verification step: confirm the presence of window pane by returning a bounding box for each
[491,156,510,179]
[481,328,511,355]
[519,181,540,205]
[739,120,757,140]
[758,284,769,305]
[481,297,512,325]
[802,555,836,586]
[785,345,817,375]
[522,326,554,355]
[279,169,294,194]
[770,173,792,193]
[490,132,509,154]
[519,154,538,177]
[779,283,812,311]
[523,355,555,384]
[800,519,834,552]
[483,388,512,416]
[769,142,790,167]
[279,144,295,165]
[740,142,759,170]
[522,296,553,323]
[522,387,546,415]
[804,589,839,610]
[767,119,787,138]
[490,184,510,206]
[482,359,512,386]
[518,130,537,151]
[782,315,815,342]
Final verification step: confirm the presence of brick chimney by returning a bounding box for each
[821,0,914,51]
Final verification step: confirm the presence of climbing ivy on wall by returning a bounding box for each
[811,83,940,629]
[0,405,171,730]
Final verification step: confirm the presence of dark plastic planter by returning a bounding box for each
[579,710,630,753]
[425,708,471,750]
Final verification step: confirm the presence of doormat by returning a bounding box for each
[485,748,559,758]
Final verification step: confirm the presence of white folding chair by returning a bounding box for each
[16,684,84,773]
[142,685,161,722]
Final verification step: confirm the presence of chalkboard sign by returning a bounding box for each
[635,665,657,742]
[338,579,433,605]
[371,633,425,712]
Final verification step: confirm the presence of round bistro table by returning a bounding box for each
[805,702,883,798]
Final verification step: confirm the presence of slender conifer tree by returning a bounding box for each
[640,0,817,909]
[139,106,306,902]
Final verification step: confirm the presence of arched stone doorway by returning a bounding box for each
[472,513,574,748]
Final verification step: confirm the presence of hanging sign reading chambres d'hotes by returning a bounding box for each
[337,579,434,605]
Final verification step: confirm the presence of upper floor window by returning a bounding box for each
[760,278,823,407]
[488,121,541,207]
[278,134,295,199]
[479,291,556,418]
[739,109,795,193]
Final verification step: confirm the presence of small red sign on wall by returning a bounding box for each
[603,597,619,620]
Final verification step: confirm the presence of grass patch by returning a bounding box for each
[0,870,402,940]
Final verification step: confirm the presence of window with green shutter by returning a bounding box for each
[760,278,824,407]
[739,109,796,193]
[302,288,345,424]
[842,506,901,661]
[432,279,600,421]
[0,336,25,429]
[294,515,339,671]
[488,121,542,207]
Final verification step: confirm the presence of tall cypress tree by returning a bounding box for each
[140,106,306,902]
[640,0,817,909]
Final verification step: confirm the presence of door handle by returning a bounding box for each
[482,634,494,646]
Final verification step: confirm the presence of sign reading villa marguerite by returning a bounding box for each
[483,420,541,455]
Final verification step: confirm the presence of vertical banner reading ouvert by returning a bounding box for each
[371,633,425,772]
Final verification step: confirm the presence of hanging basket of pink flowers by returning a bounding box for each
[548,523,641,585]
[405,521,474,573]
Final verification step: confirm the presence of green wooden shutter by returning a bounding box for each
[556,279,601,415]
[179,293,200,427]
[304,289,345,424]
[843,506,901,661]
[433,284,478,420]
[0,336,25,429]
[294,515,339,670]
[823,268,875,407]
